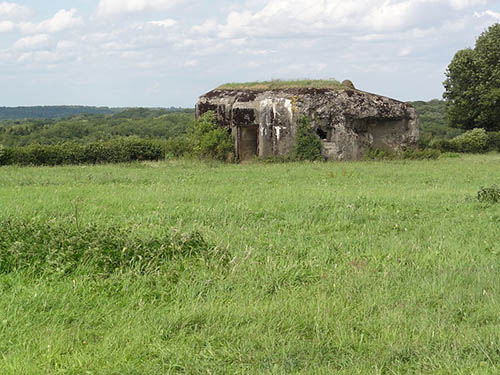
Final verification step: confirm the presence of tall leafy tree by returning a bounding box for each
[443,23,500,131]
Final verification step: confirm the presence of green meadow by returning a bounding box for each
[1,154,500,374]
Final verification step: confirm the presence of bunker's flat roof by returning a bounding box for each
[216,79,348,91]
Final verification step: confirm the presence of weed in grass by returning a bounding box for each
[0,218,224,276]
[477,185,500,204]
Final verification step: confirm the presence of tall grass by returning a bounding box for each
[0,154,499,374]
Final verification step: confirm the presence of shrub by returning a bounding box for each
[449,128,488,153]
[486,132,500,151]
[0,144,7,165]
[402,148,441,160]
[189,111,235,161]
[429,138,455,152]
[477,185,500,204]
[2,137,164,166]
[429,128,490,153]
[364,147,441,160]
[164,136,191,158]
[293,116,323,161]
[364,148,397,160]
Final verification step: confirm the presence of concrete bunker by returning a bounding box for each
[196,82,419,161]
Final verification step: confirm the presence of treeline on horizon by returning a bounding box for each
[0,107,195,147]
[0,105,117,120]
[0,105,191,120]
[0,101,450,148]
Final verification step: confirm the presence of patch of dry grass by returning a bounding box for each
[217,79,347,90]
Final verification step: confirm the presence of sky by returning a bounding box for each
[0,0,499,107]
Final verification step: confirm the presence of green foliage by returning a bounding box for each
[0,108,194,147]
[189,111,234,161]
[429,128,497,154]
[164,136,192,158]
[401,148,441,160]
[364,147,441,160]
[293,116,323,161]
[0,144,5,164]
[409,99,463,147]
[486,132,500,152]
[449,128,488,153]
[477,185,500,204]
[364,148,397,160]
[260,154,294,163]
[443,23,500,131]
[0,137,164,166]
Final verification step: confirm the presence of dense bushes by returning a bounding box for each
[0,137,164,166]
[164,136,192,158]
[293,116,323,161]
[0,144,6,165]
[486,132,500,151]
[429,129,500,153]
[189,111,235,161]
[448,128,488,153]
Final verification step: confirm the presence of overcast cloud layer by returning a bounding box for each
[0,0,499,107]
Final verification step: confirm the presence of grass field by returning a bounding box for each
[1,154,500,374]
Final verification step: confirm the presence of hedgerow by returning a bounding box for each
[0,137,164,166]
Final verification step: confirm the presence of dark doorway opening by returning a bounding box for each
[239,126,258,161]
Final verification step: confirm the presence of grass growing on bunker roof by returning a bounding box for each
[217,79,348,90]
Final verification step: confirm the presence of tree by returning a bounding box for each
[443,23,500,131]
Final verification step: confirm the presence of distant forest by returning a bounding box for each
[0,108,195,147]
[0,106,120,120]
[0,101,454,148]
[409,99,462,141]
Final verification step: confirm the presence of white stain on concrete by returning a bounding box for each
[283,99,293,121]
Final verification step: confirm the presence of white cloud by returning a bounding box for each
[149,18,177,28]
[184,59,198,67]
[474,10,500,20]
[96,0,186,17]
[37,9,84,33]
[57,40,76,49]
[13,33,49,50]
[0,2,32,21]
[191,18,217,34]
[0,19,14,32]
[208,0,496,38]
[398,47,412,56]
[448,0,487,10]
[2,8,83,34]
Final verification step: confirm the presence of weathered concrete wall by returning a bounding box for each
[196,87,419,161]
